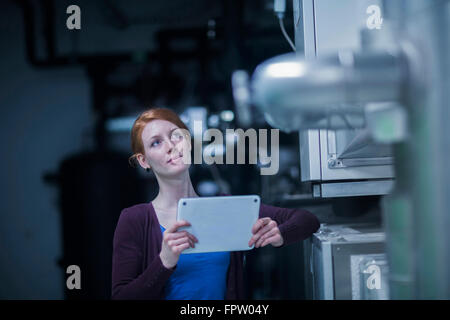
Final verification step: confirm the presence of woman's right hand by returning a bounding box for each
[159,220,198,269]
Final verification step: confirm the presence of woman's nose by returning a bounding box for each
[166,138,175,152]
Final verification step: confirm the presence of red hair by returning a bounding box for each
[128,107,190,167]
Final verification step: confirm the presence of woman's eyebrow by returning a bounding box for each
[149,134,160,140]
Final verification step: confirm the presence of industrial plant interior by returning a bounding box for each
[0,0,449,300]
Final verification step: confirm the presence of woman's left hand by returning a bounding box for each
[248,217,284,248]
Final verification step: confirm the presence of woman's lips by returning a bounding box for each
[168,154,182,163]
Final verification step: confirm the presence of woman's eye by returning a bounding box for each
[151,140,161,147]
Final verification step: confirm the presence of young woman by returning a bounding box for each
[111,107,320,300]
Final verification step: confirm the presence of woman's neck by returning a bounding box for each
[152,171,199,211]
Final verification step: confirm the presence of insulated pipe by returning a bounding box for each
[234,48,409,132]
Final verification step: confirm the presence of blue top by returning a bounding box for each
[160,224,230,300]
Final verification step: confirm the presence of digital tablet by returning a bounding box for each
[176,195,261,254]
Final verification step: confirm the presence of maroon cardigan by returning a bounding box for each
[111,197,320,300]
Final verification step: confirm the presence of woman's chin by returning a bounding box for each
[164,162,190,175]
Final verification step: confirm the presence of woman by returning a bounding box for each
[111,107,320,300]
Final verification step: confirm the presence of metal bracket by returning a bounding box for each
[328,154,394,169]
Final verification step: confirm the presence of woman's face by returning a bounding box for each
[138,119,191,177]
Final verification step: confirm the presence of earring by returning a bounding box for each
[146,167,150,172]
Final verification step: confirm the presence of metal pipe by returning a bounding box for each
[237,48,408,132]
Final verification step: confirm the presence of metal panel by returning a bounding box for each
[333,242,385,299]
[322,242,335,299]
[298,0,395,187]
[307,224,386,300]
[320,180,395,198]
[336,129,393,159]
[299,130,322,181]
[314,0,384,55]
[301,0,316,59]
[298,1,322,182]
[320,130,395,180]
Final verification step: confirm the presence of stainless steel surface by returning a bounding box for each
[299,130,321,181]
[246,0,401,132]
[299,128,395,183]
[319,180,395,198]
[250,50,406,132]
[337,128,392,160]
[339,157,393,168]
[319,129,395,181]
[307,224,386,299]
[293,0,396,190]
[337,129,374,159]
[312,0,384,55]
[244,1,397,197]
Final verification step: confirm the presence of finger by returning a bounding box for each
[251,218,267,234]
[190,234,198,243]
[249,223,269,246]
[167,231,197,243]
[172,231,198,244]
[166,231,186,240]
[185,232,198,243]
[174,242,191,254]
[172,237,195,249]
[256,221,275,239]
[256,228,277,247]
[249,224,270,247]
[256,228,278,247]
[168,236,190,247]
[249,221,276,246]
[251,218,271,234]
[260,234,281,248]
[167,220,191,233]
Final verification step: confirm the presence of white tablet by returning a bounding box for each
[176,195,261,254]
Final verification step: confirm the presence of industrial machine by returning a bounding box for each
[233,0,450,299]
[304,223,388,299]
[234,0,403,199]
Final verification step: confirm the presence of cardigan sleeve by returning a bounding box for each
[111,208,175,300]
[259,202,320,247]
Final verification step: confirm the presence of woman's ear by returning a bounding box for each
[136,153,150,170]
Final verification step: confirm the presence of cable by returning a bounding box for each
[274,0,296,52]
[278,16,296,52]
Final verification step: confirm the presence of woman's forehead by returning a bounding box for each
[142,119,178,140]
